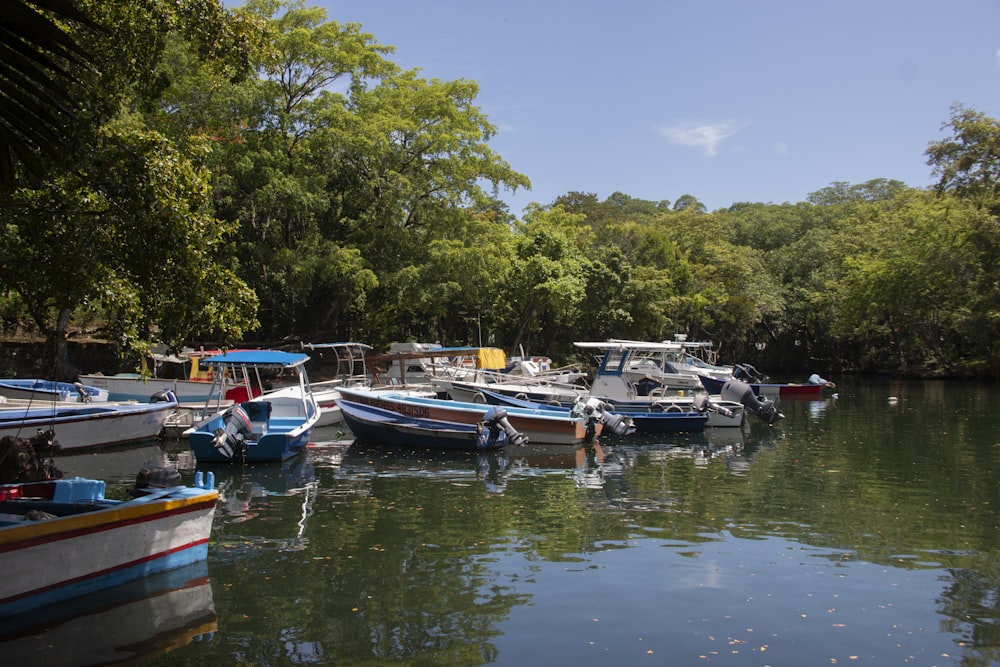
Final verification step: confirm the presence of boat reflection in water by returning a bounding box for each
[0,561,216,665]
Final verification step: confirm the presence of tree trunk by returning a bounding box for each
[51,307,73,380]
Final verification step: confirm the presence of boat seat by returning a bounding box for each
[241,401,271,438]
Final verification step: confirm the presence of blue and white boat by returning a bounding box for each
[338,387,602,445]
[338,399,526,450]
[0,378,109,403]
[0,471,218,617]
[186,350,320,463]
[469,387,710,435]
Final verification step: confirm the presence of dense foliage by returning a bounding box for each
[1,1,998,379]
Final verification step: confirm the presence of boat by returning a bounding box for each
[338,399,526,450]
[470,387,711,434]
[697,366,835,399]
[337,386,602,445]
[573,339,764,428]
[186,350,320,463]
[0,469,218,616]
[0,560,217,664]
[0,391,178,451]
[287,341,375,427]
[78,346,247,403]
[0,378,109,403]
[579,339,706,393]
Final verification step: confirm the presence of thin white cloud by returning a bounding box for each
[656,120,750,156]
[773,141,790,157]
[995,48,1000,69]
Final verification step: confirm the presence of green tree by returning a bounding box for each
[927,104,1000,209]
[1,124,257,376]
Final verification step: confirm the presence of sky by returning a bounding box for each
[320,0,1000,214]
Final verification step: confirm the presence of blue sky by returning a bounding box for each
[322,0,1000,214]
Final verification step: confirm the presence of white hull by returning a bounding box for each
[77,374,219,403]
[0,480,218,616]
[0,402,176,450]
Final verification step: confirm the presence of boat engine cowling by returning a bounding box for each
[599,409,636,437]
[213,404,253,459]
[150,389,178,404]
[721,379,783,425]
[482,407,528,447]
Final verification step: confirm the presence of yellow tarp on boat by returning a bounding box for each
[475,347,507,370]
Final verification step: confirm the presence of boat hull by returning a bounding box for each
[338,388,597,445]
[0,379,109,403]
[473,387,709,434]
[0,480,218,616]
[698,375,824,398]
[339,400,509,450]
[0,401,177,450]
[77,374,219,403]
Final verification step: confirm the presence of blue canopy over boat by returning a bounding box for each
[202,351,309,368]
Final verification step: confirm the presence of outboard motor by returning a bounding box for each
[73,382,92,402]
[570,397,609,439]
[721,378,783,425]
[694,393,736,419]
[150,389,178,404]
[733,363,767,383]
[482,407,528,447]
[572,396,635,437]
[599,409,636,437]
[213,404,253,459]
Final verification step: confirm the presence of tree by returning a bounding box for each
[1,124,258,376]
[927,104,1000,208]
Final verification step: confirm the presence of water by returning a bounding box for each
[17,377,1000,665]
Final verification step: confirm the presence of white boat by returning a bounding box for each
[289,342,374,426]
[586,339,706,393]
[78,347,243,402]
[0,393,178,451]
[186,350,320,463]
[0,471,218,616]
[0,379,109,403]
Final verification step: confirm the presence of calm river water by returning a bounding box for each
[14,376,1000,666]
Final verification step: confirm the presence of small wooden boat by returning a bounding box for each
[0,392,178,451]
[339,399,526,450]
[0,470,218,616]
[186,350,320,463]
[0,379,109,403]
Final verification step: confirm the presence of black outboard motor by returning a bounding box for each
[150,389,178,404]
[213,404,253,459]
[721,378,783,425]
[733,363,767,383]
[482,407,529,447]
[600,409,636,437]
